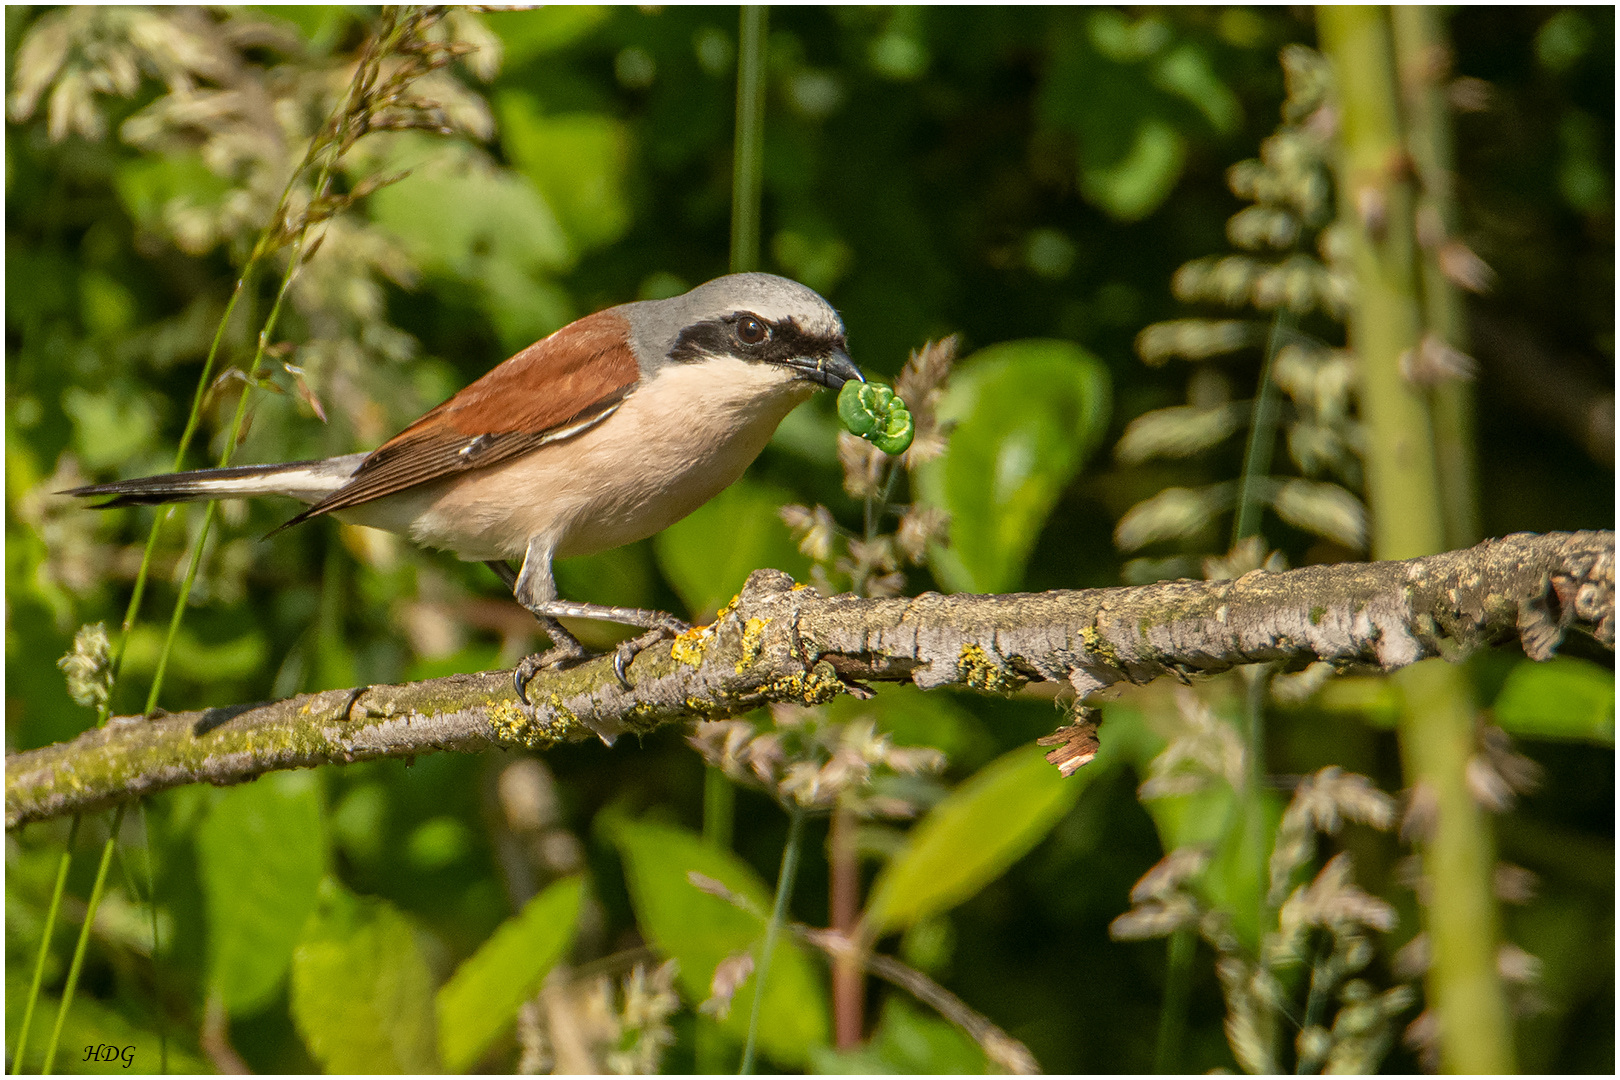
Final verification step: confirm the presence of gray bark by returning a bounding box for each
[7,530,1612,829]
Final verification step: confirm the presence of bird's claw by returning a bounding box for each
[513,642,589,706]
[610,619,692,689]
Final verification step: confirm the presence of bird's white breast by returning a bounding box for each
[369,358,814,562]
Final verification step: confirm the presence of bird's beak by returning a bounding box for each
[785,348,863,390]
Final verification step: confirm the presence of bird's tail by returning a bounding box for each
[61,454,366,509]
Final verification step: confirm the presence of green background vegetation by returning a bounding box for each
[6,6,1612,1073]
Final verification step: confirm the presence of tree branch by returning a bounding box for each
[8,531,1612,830]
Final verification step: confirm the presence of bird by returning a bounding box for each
[65,272,863,701]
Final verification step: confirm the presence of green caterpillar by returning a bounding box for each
[837,379,915,456]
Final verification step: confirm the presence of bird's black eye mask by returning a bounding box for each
[667,313,846,368]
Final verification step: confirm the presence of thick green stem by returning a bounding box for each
[1316,7,1511,1073]
[12,818,81,1073]
[42,807,125,1075]
[730,6,769,274]
[740,803,805,1074]
[1391,5,1479,550]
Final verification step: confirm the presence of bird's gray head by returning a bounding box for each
[619,272,862,389]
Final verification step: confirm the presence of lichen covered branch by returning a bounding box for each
[7,531,1611,829]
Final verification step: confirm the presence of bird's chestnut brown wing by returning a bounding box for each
[279,310,640,527]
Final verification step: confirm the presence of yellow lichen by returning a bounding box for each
[958,643,1025,694]
[486,695,574,750]
[736,617,769,673]
[486,700,532,743]
[670,625,712,667]
[768,661,846,705]
[1079,625,1118,666]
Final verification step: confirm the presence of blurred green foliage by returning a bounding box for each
[4,5,1612,1074]
[611,816,829,1066]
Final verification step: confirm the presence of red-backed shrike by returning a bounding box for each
[67,273,863,698]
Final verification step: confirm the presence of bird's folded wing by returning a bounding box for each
[282,310,640,526]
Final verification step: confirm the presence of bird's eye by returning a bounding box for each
[735,315,768,345]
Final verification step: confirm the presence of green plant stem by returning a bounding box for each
[43,806,126,1075]
[13,817,82,1073]
[740,802,806,1074]
[1316,7,1511,1073]
[730,5,769,274]
[1152,927,1194,1073]
[703,767,735,852]
[1232,311,1294,545]
[1390,5,1479,550]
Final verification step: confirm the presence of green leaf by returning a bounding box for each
[436,876,584,1073]
[290,879,438,1073]
[1493,656,1615,745]
[608,817,829,1067]
[195,771,325,1015]
[865,743,1087,937]
[1080,117,1187,222]
[653,479,811,620]
[498,91,630,252]
[1151,44,1242,134]
[916,340,1111,594]
[810,997,988,1074]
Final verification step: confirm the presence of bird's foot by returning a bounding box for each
[513,639,591,706]
[611,617,692,688]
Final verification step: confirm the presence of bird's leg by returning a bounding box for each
[505,542,691,695]
[522,599,692,687]
[503,551,590,704]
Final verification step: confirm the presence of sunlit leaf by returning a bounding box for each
[196,771,325,1015]
[1493,656,1615,745]
[917,340,1110,593]
[609,817,829,1066]
[654,478,811,620]
[437,876,583,1072]
[290,879,438,1073]
[865,743,1087,937]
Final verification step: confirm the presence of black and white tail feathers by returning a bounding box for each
[61,454,366,509]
